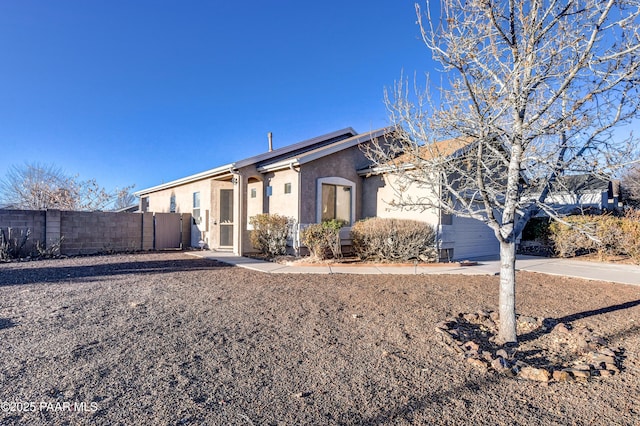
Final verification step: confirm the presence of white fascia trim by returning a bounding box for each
[134,163,235,196]
[136,127,358,196]
[298,127,391,166]
[258,127,393,174]
[357,163,415,177]
[256,159,301,173]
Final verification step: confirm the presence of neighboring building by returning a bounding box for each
[530,174,622,214]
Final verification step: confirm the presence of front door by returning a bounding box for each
[219,189,234,247]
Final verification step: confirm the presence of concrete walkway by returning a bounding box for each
[187,250,640,286]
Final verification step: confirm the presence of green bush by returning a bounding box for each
[300,220,345,260]
[249,214,293,257]
[548,211,640,263]
[350,218,437,262]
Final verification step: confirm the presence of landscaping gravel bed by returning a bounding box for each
[1,252,639,425]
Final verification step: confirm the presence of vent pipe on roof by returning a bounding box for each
[268,132,273,152]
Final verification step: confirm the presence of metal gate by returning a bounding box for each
[155,213,182,249]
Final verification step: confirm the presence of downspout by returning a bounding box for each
[229,167,243,256]
[290,161,301,255]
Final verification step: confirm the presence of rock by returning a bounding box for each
[599,370,615,378]
[496,349,509,359]
[589,335,608,346]
[477,310,490,320]
[463,341,480,352]
[576,326,592,336]
[481,351,493,361]
[599,347,616,357]
[519,366,551,382]
[552,370,571,382]
[491,356,510,371]
[517,316,538,325]
[567,369,591,379]
[435,321,451,330]
[552,323,571,334]
[588,353,616,366]
[463,313,479,322]
[489,311,500,322]
[467,357,487,369]
[604,363,620,373]
[571,363,591,371]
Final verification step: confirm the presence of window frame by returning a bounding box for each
[316,177,355,225]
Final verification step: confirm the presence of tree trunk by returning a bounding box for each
[498,240,518,344]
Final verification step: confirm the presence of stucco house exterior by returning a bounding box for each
[135,127,501,260]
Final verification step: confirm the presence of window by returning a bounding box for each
[141,197,149,212]
[321,183,351,224]
[284,182,292,194]
[193,192,201,224]
[250,188,257,198]
[169,194,176,213]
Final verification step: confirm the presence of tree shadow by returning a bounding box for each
[0,318,16,330]
[358,301,640,424]
[518,299,640,343]
[0,254,234,287]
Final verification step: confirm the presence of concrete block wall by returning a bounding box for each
[60,211,143,255]
[141,212,155,251]
[0,209,188,256]
[0,209,46,255]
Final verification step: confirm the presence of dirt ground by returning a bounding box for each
[0,252,639,425]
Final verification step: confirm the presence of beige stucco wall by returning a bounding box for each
[362,173,440,225]
[144,179,212,247]
[246,179,264,223]
[263,168,300,220]
[298,145,370,225]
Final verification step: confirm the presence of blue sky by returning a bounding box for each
[0,0,432,194]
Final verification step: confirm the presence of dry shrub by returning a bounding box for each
[350,218,437,262]
[300,220,344,260]
[549,211,640,263]
[619,209,640,263]
[249,214,292,257]
[0,227,31,261]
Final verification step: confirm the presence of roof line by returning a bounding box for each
[134,127,358,196]
[257,127,393,173]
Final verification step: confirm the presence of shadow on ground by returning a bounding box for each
[0,254,232,287]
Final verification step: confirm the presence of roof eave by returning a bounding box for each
[134,163,235,196]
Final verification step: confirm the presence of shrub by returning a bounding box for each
[249,214,293,257]
[350,218,437,262]
[548,211,640,263]
[548,217,598,258]
[0,227,32,261]
[300,220,345,260]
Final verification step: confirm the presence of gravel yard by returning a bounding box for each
[1,252,639,425]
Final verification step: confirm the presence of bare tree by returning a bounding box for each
[621,163,640,207]
[112,190,138,211]
[0,162,134,211]
[368,0,640,343]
